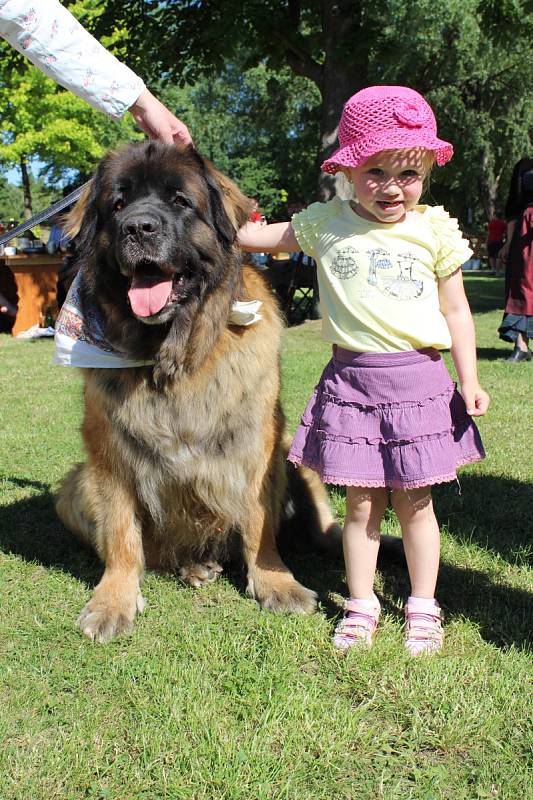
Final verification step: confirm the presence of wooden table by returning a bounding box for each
[0,253,64,336]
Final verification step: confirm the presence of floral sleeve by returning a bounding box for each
[0,0,145,119]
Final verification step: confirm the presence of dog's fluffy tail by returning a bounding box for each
[281,437,405,561]
[283,460,343,554]
[280,434,342,553]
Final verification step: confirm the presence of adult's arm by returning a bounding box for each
[0,0,192,143]
[498,219,517,261]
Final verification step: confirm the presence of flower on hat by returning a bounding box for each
[393,101,426,129]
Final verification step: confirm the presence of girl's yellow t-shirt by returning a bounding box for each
[291,198,473,353]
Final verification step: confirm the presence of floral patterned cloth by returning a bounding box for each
[54,272,263,368]
[0,0,144,118]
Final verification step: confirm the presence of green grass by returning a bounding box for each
[0,275,531,799]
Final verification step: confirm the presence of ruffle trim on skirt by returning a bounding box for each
[302,386,458,445]
[287,448,484,490]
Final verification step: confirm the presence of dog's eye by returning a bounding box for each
[173,193,189,208]
[113,198,125,212]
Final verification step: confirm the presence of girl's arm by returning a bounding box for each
[237,221,300,253]
[438,269,490,417]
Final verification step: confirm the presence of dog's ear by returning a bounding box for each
[200,158,254,245]
[63,177,99,257]
[208,164,255,231]
[63,151,118,256]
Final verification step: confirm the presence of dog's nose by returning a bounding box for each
[122,215,162,237]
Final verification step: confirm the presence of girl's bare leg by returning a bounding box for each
[343,486,389,598]
[391,487,440,598]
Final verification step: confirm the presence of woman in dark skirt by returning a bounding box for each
[498,158,533,362]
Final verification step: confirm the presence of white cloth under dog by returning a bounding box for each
[54,272,262,369]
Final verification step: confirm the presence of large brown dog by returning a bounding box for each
[56,141,340,642]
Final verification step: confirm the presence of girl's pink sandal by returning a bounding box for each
[333,597,381,651]
[404,602,443,656]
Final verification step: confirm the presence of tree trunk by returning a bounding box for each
[282,2,367,201]
[20,156,32,220]
[317,63,357,201]
[316,2,367,201]
[479,148,499,221]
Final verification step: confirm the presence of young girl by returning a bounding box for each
[238,85,490,656]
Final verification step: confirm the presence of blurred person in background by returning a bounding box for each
[498,158,533,362]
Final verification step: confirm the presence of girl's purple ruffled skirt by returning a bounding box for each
[288,346,485,489]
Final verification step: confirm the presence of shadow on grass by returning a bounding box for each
[476,346,512,361]
[433,473,532,566]
[0,477,101,586]
[463,275,504,314]
[1,474,530,650]
[284,472,532,651]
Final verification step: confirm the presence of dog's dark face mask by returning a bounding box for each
[89,142,236,325]
[73,142,252,377]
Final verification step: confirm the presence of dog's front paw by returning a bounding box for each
[77,591,144,643]
[179,560,223,588]
[247,569,317,614]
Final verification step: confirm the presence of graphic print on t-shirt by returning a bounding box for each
[381,253,424,300]
[330,247,359,279]
[330,248,426,301]
[367,249,394,285]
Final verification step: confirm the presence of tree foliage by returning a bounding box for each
[96,0,533,223]
[0,0,531,224]
[369,0,533,223]
[157,59,321,217]
[0,174,57,223]
[0,66,138,172]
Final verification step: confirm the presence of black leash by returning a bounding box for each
[0,180,91,247]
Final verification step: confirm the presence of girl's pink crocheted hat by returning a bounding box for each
[321,85,453,175]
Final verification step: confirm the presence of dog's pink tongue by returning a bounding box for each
[128,275,173,317]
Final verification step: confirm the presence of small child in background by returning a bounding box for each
[487,214,507,273]
[238,85,490,656]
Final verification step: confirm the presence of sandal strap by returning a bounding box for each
[338,611,379,634]
[405,607,443,653]
[334,598,380,648]
[345,598,379,615]
[406,610,442,627]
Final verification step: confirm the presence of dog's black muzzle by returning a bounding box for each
[120,208,163,242]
